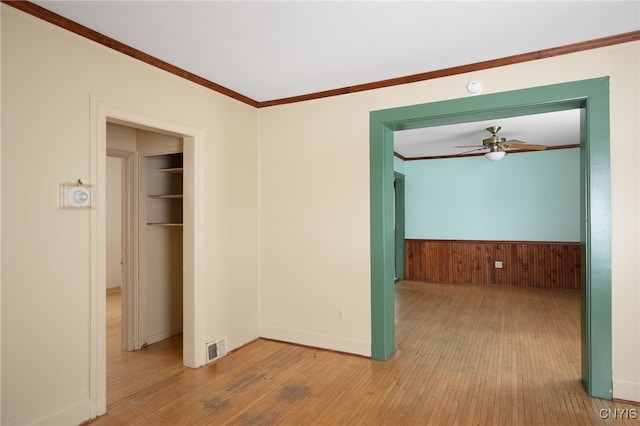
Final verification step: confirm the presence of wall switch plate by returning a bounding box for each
[495,261,503,269]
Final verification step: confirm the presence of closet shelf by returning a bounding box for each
[148,194,183,199]
[156,167,183,174]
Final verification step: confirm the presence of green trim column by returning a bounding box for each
[581,78,612,398]
[370,77,612,399]
[370,117,396,360]
[394,172,405,281]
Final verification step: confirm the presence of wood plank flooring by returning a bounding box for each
[91,282,638,425]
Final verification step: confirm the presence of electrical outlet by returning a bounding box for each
[337,308,345,321]
[495,261,503,269]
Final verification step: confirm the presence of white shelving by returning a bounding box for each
[156,167,183,174]
[140,150,184,346]
[148,194,183,199]
[146,153,183,226]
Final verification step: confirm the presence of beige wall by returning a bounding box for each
[259,42,640,401]
[1,3,639,425]
[1,6,259,424]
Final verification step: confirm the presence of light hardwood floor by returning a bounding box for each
[92,282,638,425]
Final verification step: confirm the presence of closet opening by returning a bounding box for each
[105,123,185,407]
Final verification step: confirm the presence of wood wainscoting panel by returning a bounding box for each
[405,239,581,289]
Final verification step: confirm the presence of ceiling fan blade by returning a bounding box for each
[456,147,487,155]
[454,145,485,148]
[508,143,547,150]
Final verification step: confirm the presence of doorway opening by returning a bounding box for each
[90,100,205,418]
[105,123,185,408]
[106,122,185,350]
[370,77,612,399]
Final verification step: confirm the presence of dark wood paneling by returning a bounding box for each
[405,239,580,289]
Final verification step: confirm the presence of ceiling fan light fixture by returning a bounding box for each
[484,151,506,161]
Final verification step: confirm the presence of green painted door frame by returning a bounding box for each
[394,172,405,281]
[370,77,612,399]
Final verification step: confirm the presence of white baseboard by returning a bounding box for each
[260,322,370,357]
[5,390,90,426]
[613,379,640,402]
[147,326,183,345]
[106,285,121,293]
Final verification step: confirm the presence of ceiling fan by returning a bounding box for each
[456,126,547,161]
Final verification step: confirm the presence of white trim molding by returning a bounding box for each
[90,96,206,419]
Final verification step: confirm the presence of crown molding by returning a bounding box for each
[2,0,261,108]
[261,31,640,107]
[4,1,639,109]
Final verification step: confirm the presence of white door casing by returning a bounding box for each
[91,97,205,418]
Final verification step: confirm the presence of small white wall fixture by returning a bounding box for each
[60,180,95,209]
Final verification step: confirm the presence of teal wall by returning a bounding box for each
[404,148,580,241]
[394,156,405,174]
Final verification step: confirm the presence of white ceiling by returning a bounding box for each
[394,109,581,158]
[32,1,639,102]
[29,1,639,157]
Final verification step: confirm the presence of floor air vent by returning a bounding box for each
[206,338,228,363]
